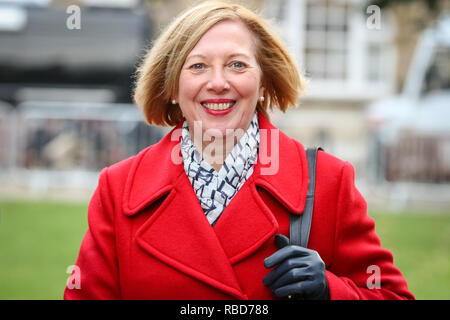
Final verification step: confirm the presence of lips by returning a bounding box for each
[201,99,236,111]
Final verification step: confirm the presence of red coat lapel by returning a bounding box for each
[135,171,247,299]
[122,121,185,216]
[213,177,279,264]
[253,112,309,215]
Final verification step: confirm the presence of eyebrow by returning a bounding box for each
[185,52,252,62]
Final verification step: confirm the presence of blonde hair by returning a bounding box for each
[133,0,305,126]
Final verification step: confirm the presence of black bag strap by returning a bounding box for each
[289,146,323,247]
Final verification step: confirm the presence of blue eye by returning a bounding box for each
[232,62,245,69]
[191,63,204,70]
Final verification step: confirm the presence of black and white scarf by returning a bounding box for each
[180,113,259,226]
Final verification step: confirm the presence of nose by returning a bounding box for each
[206,68,230,92]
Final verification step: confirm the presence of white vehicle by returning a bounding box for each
[367,15,450,184]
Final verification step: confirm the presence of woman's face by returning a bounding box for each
[177,19,264,137]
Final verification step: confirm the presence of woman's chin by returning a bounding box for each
[203,123,245,138]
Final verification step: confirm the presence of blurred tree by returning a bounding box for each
[144,0,264,37]
[366,0,448,90]
[368,0,441,12]
[367,0,448,24]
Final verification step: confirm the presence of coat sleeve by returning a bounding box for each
[325,161,415,300]
[64,168,121,299]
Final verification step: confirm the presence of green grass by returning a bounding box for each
[0,200,449,299]
[0,200,88,300]
[369,211,450,300]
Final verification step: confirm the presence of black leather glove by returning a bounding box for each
[263,234,330,300]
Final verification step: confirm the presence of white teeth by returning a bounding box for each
[202,102,235,110]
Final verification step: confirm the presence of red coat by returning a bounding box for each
[64,112,414,300]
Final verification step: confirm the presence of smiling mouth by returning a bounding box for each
[201,101,236,111]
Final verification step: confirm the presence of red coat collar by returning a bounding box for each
[122,112,309,216]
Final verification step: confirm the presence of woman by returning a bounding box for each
[64,1,414,300]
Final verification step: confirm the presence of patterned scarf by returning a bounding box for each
[180,113,259,226]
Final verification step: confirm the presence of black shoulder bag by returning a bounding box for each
[289,147,323,247]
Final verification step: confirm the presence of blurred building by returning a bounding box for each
[0,0,153,106]
[261,0,399,177]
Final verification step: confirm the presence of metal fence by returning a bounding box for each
[0,101,14,170]
[0,101,166,193]
[367,127,450,208]
[369,128,450,184]
[384,131,450,184]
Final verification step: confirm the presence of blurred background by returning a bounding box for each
[0,0,449,299]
